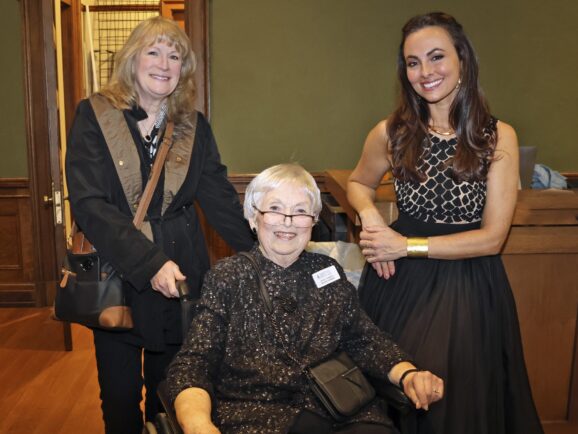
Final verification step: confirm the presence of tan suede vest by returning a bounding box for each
[89,94,197,241]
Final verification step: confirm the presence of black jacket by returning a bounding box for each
[167,245,410,432]
[66,98,254,350]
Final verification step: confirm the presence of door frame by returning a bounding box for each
[20,0,61,307]
[186,0,210,115]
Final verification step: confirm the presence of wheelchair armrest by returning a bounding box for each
[156,380,183,434]
[370,376,415,415]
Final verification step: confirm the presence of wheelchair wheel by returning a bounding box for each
[143,421,158,434]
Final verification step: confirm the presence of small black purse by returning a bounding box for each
[239,252,376,422]
[307,351,376,421]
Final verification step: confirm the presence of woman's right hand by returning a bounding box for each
[358,208,396,279]
[151,260,186,298]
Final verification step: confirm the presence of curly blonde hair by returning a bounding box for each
[99,16,197,137]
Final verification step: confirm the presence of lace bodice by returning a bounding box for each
[394,134,488,224]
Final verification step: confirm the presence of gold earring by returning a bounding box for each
[455,78,462,90]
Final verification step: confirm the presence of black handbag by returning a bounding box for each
[307,352,376,422]
[54,123,174,330]
[55,228,133,330]
[239,252,376,422]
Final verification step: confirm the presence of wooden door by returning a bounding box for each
[18,0,70,348]
[161,0,185,29]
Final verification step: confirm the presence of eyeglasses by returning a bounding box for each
[253,205,316,228]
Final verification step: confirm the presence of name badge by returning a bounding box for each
[312,265,340,288]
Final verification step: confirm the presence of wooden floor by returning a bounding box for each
[0,307,576,434]
[0,308,104,434]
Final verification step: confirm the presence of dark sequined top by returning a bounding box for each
[167,244,410,433]
[395,118,497,224]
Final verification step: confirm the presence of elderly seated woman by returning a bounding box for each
[166,163,443,434]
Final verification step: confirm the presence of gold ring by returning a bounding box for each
[434,389,440,394]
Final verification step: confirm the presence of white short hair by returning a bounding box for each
[244,163,322,221]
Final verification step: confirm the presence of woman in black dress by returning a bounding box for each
[347,12,543,434]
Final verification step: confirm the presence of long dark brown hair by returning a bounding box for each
[388,12,496,183]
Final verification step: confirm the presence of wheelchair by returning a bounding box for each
[144,258,418,434]
[144,378,416,434]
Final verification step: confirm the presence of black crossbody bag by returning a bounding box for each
[54,123,174,330]
[239,252,375,422]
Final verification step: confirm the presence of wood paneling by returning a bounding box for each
[502,226,578,254]
[60,0,84,134]
[0,179,37,306]
[503,253,578,421]
[185,0,210,116]
[501,189,578,427]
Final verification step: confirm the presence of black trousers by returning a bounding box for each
[288,410,397,434]
[93,330,180,434]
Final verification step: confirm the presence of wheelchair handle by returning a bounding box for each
[176,280,192,300]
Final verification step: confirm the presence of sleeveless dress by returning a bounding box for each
[358,128,544,434]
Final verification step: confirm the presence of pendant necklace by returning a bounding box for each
[141,103,168,158]
[142,120,156,143]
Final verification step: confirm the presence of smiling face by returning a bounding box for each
[251,182,314,268]
[403,26,461,106]
[134,41,182,109]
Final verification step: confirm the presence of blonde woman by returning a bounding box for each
[66,17,253,433]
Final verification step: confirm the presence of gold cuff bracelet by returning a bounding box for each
[406,237,429,258]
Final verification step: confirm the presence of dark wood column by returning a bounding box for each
[185,0,210,116]
[20,0,64,306]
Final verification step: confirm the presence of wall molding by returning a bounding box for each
[0,177,37,306]
[0,178,29,190]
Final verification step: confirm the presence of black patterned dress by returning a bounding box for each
[359,129,544,434]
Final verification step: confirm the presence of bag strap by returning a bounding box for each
[67,122,174,254]
[133,121,174,228]
[239,252,273,314]
[239,251,309,371]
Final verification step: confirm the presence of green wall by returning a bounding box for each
[210,0,578,173]
[0,1,27,177]
[3,1,576,178]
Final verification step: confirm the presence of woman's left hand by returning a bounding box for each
[359,225,407,264]
[151,260,186,298]
[402,370,444,411]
